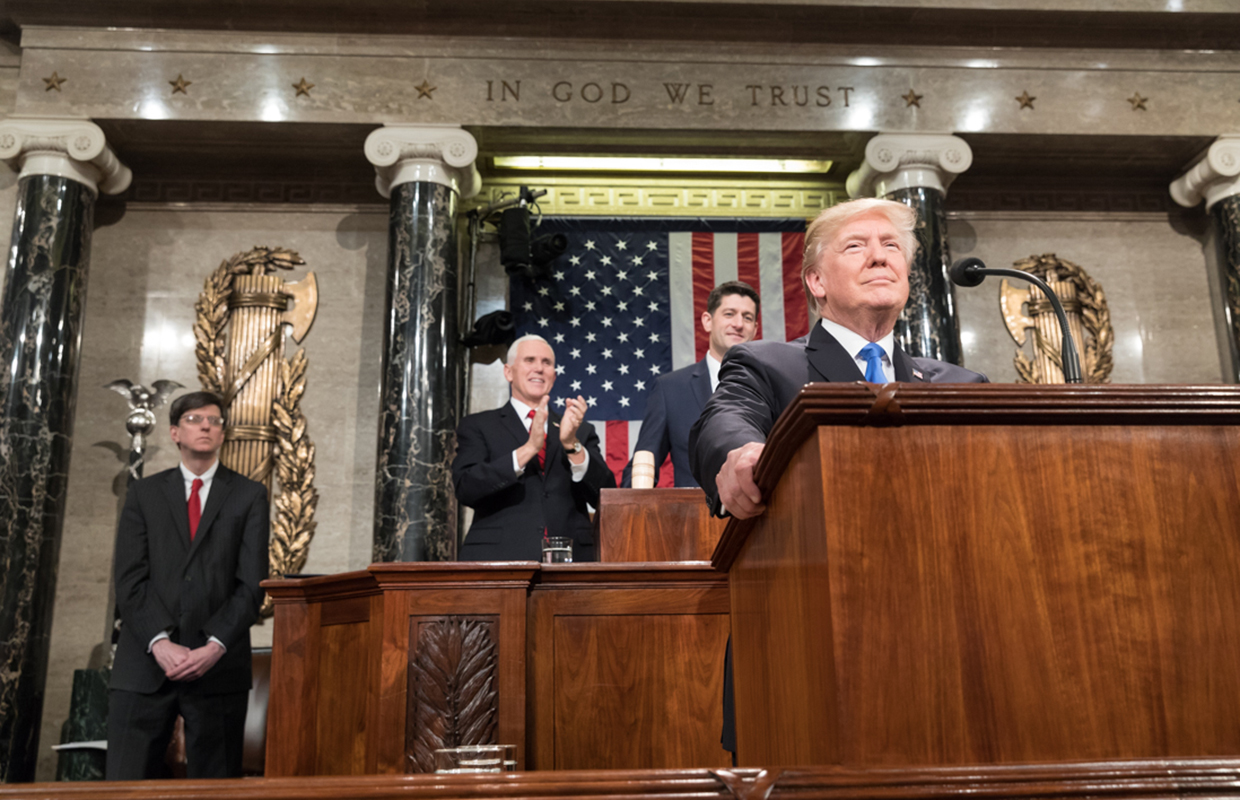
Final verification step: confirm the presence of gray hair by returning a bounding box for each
[505,333,553,365]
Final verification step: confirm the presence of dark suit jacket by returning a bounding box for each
[453,402,616,561]
[110,464,269,696]
[690,323,989,512]
[621,357,712,488]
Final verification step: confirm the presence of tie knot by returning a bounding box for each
[859,342,886,360]
[527,409,536,420]
[191,478,203,492]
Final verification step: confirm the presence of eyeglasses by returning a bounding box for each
[181,414,225,428]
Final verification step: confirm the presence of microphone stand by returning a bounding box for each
[951,259,1083,384]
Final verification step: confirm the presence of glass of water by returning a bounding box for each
[433,744,515,773]
[541,536,573,564]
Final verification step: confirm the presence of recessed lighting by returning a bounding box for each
[493,156,832,174]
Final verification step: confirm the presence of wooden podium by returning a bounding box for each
[713,383,1240,768]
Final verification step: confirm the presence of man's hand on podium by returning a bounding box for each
[717,442,766,519]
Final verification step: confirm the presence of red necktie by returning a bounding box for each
[526,410,545,470]
[188,478,203,541]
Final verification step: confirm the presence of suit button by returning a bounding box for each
[185,576,192,582]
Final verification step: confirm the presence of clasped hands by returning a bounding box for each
[152,637,225,682]
[517,396,589,469]
[716,441,767,519]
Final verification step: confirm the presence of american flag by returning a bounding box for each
[510,217,809,485]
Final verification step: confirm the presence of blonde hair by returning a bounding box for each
[801,198,920,321]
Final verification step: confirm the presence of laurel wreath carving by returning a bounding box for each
[1010,254,1114,385]
[406,617,499,773]
[193,246,318,618]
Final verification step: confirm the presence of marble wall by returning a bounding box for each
[949,210,1221,384]
[34,203,389,780]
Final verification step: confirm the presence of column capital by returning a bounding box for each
[846,133,973,199]
[364,124,481,199]
[1170,135,1240,211]
[0,116,131,195]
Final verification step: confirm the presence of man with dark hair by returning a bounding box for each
[622,280,760,488]
[107,390,269,779]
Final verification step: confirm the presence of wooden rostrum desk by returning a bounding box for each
[262,489,731,776]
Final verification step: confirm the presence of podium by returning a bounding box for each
[713,383,1240,767]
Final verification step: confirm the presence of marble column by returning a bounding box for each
[364,126,480,563]
[1170,134,1240,382]
[0,117,131,782]
[846,134,973,364]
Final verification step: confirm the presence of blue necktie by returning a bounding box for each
[859,342,887,384]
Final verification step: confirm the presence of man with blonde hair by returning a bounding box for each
[690,197,987,520]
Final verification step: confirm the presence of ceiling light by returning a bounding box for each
[493,156,831,174]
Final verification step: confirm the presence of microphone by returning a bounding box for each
[949,257,1083,384]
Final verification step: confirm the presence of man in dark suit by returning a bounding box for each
[691,197,988,517]
[621,281,759,488]
[689,198,988,755]
[107,390,269,780]
[454,334,615,561]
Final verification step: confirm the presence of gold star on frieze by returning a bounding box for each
[1128,92,1148,111]
[902,89,923,108]
[43,71,66,92]
[1016,90,1036,110]
[292,77,315,97]
[169,74,192,95]
[414,80,437,100]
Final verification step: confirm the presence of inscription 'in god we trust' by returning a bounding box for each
[485,80,856,107]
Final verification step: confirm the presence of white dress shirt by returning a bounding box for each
[706,352,723,393]
[509,397,589,481]
[819,317,896,383]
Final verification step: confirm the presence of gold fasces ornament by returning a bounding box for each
[999,253,1114,385]
[194,247,320,616]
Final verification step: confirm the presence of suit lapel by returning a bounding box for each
[690,359,712,410]
[497,403,529,448]
[805,323,866,383]
[188,465,232,560]
[543,410,563,474]
[162,468,192,553]
[893,344,919,382]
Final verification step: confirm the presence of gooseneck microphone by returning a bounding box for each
[949,258,1083,384]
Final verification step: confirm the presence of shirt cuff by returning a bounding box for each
[512,449,523,476]
[570,448,589,482]
[208,635,227,652]
[148,631,170,653]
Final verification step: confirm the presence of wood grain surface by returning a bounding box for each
[597,489,725,562]
[15,758,1240,799]
[528,564,731,770]
[723,383,1240,768]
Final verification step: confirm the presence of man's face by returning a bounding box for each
[503,339,556,406]
[169,404,226,458]
[806,211,910,332]
[701,293,759,359]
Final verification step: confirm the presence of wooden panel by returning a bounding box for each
[405,615,501,773]
[731,421,1240,767]
[597,489,726,562]
[264,600,320,777]
[552,613,730,769]
[529,566,731,771]
[314,620,371,775]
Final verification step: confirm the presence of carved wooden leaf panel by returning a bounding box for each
[405,615,499,773]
